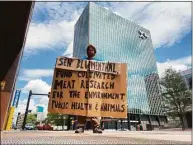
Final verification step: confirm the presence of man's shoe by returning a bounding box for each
[75,127,84,133]
[93,127,102,134]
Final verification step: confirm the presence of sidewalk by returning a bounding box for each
[160,128,192,131]
[102,130,191,142]
[2,130,191,142]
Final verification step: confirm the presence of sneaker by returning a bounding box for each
[93,127,102,134]
[75,127,84,133]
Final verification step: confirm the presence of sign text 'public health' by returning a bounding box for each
[48,57,127,118]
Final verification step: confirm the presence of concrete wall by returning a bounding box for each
[1,53,20,130]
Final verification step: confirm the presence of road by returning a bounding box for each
[1,130,191,144]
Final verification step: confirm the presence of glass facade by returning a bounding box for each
[74,5,89,58]
[180,68,192,89]
[73,2,164,116]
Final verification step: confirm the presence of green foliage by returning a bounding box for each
[44,113,67,126]
[160,68,192,130]
[26,113,37,125]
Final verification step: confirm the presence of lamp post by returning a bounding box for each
[22,90,50,130]
[22,90,32,130]
[127,104,131,131]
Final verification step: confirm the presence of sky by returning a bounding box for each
[12,1,192,122]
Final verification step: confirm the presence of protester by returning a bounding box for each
[75,45,103,134]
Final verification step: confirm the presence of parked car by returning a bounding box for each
[36,125,43,130]
[25,123,34,130]
[37,124,53,130]
[43,124,53,130]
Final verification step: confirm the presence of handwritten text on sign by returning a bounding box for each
[48,57,127,118]
[55,56,120,75]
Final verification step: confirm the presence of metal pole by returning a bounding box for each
[148,115,153,130]
[120,119,123,130]
[128,113,131,130]
[67,115,71,130]
[157,115,161,126]
[22,90,32,130]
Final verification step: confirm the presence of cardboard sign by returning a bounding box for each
[55,56,120,75]
[48,57,127,118]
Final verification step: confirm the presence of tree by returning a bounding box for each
[44,113,67,130]
[160,68,192,130]
[26,113,37,125]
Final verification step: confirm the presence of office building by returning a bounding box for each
[16,113,25,129]
[180,68,192,90]
[73,2,167,130]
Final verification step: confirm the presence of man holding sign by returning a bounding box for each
[48,45,127,134]
[75,45,103,134]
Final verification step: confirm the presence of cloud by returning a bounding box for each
[110,2,191,49]
[32,2,85,22]
[25,19,77,54]
[16,99,36,114]
[22,79,51,94]
[157,56,192,77]
[25,2,85,54]
[19,69,54,81]
[13,79,51,123]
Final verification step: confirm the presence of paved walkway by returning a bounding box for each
[1,130,191,144]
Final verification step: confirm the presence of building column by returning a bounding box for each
[183,116,189,129]
[157,115,161,126]
[138,114,141,123]
[127,113,131,130]
[148,115,153,130]
[165,116,168,123]
[185,111,192,128]
[67,115,71,130]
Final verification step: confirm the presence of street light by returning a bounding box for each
[22,90,50,130]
